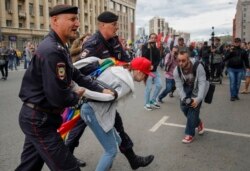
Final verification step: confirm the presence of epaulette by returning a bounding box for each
[85,35,99,47]
[56,43,66,52]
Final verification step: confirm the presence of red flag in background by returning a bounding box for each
[157,32,163,48]
[164,34,169,43]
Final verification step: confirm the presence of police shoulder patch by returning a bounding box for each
[114,44,120,48]
[56,62,66,80]
[80,49,90,59]
[57,44,65,50]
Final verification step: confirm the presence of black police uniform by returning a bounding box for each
[16,30,104,171]
[81,32,130,61]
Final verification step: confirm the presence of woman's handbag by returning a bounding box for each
[204,83,216,104]
[0,59,6,65]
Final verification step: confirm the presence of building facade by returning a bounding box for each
[149,16,166,35]
[0,0,136,50]
[234,0,250,41]
[148,16,178,37]
[137,27,145,37]
[106,0,136,43]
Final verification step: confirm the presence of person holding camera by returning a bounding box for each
[173,50,209,143]
[141,33,162,110]
[157,46,178,103]
[224,38,250,101]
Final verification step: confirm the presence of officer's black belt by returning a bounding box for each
[24,102,64,115]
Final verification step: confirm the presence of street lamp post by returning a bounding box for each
[210,26,215,66]
[211,26,215,47]
[0,15,2,46]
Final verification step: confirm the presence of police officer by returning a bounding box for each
[15,5,112,171]
[66,11,154,170]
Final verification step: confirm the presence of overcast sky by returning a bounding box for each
[135,0,238,41]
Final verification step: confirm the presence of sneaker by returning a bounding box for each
[235,96,240,100]
[240,90,248,94]
[198,121,205,135]
[182,135,194,144]
[169,92,174,98]
[76,158,86,167]
[230,97,236,101]
[157,97,164,103]
[150,101,160,109]
[144,104,153,111]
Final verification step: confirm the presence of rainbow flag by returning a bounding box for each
[58,108,80,140]
[58,58,129,140]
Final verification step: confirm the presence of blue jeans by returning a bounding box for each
[8,57,17,70]
[24,58,30,69]
[227,67,244,98]
[144,70,162,105]
[158,78,175,100]
[180,102,202,136]
[81,103,121,171]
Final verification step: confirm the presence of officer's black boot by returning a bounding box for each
[76,158,86,167]
[68,145,75,153]
[68,146,86,167]
[123,148,154,170]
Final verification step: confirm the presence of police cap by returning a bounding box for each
[97,11,118,23]
[234,37,241,42]
[49,4,78,17]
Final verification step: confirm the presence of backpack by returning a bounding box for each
[177,61,210,81]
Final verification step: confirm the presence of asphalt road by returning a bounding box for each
[0,68,250,171]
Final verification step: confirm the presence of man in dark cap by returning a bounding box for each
[79,11,127,60]
[15,5,113,171]
[65,11,154,170]
[49,4,78,16]
[97,11,119,23]
[224,37,250,101]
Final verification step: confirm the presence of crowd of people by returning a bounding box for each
[0,46,20,80]
[6,4,249,171]
[0,41,36,80]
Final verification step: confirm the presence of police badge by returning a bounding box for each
[80,49,89,59]
[57,62,66,80]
